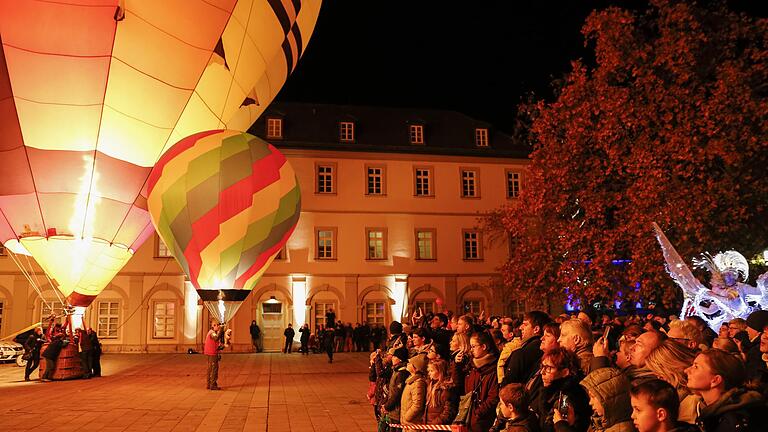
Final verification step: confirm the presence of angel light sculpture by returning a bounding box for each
[652,223,768,330]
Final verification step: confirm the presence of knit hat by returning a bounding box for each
[408,354,428,374]
[391,346,409,363]
[746,310,768,332]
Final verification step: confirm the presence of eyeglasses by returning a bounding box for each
[540,364,557,373]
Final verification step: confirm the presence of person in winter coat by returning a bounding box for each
[401,353,428,424]
[41,333,66,381]
[299,323,310,355]
[249,320,262,352]
[76,327,93,378]
[578,367,634,432]
[630,379,699,432]
[558,319,593,376]
[371,348,393,420]
[464,331,501,432]
[539,347,590,432]
[685,349,767,432]
[382,346,410,425]
[501,311,550,386]
[23,326,45,381]
[424,358,458,425]
[283,324,295,353]
[88,328,102,377]
[450,332,472,396]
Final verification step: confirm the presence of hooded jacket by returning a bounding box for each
[696,387,767,432]
[579,368,634,432]
[401,372,427,423]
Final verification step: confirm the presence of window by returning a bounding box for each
[366,166,385,195]
[40,301,65,323]
[316,227,337,260]
[314,302,335,327]
[153,301,176,339]
[506,170,521,198]
[155,236,173,258]
[366,302,385,325]
[366,228,386,260]
[315,163,336,194]
[475,128,489,147]
[461,169,479,198]
[413,301,434,315]
[410,125,424,144]
[339,121,355,142]
[266,118,283,139]
[97,301,119,339]
[463,300,482,315]
[0,245,6,256]
[414,166,433,197]
[463,230,482,260]
[508,300,526,320]
[415,229,436,260]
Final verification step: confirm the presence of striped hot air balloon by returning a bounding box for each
[147,130,300,324]
[0,1,320,320]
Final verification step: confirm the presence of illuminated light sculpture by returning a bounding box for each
[652,223,768,330]
[0,1,320,324]
[147,131,301,325]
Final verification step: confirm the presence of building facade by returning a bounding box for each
[0,103,529,352]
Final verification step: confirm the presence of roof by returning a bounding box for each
[247,103,531,158]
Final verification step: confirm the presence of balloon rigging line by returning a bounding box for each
[22,252,64,306]
[113,257,171,332]
[7,250,53,311]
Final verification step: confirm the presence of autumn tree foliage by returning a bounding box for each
[486,0,768,310]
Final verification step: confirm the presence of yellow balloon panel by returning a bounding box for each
[21,236,134,307]
[15,101,101,152]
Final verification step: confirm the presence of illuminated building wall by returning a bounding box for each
[0,104,529,352]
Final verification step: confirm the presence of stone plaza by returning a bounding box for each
[0,352,376,432]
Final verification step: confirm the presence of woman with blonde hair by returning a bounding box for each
[644,339,700,424]
[449,331,471,394]
[424,359,458,424]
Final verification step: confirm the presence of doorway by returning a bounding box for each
[261,301,284,352]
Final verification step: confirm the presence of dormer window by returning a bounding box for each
[475,128,489,147]
[339,121,355,142]
[410,125,424,144]
[266,118,283,139]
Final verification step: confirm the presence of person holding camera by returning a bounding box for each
[205,321,223,390]
[538,347,589,432]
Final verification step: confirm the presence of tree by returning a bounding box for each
[486,0,768,310]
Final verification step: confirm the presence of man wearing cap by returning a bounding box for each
[745,310,768,378]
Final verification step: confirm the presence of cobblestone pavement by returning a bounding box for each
[0,352,377,432]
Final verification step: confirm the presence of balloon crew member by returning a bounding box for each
[205,321,224,390]
[76,327,93,378]
[88,328,102,377]
[325,325,336,363]
[23,326,45,381]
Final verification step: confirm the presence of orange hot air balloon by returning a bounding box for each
[0,1,320,321]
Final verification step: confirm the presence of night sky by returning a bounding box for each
[276,0,766,133]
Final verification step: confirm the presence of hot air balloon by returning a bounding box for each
[147,130,300,325]
[0,0,320,327]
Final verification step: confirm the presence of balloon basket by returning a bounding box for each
[39,342,85,380]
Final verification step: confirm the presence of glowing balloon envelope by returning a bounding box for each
[0,1,320,307]
[147,130,301,323]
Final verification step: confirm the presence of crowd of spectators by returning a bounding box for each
[366,307,768,432]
